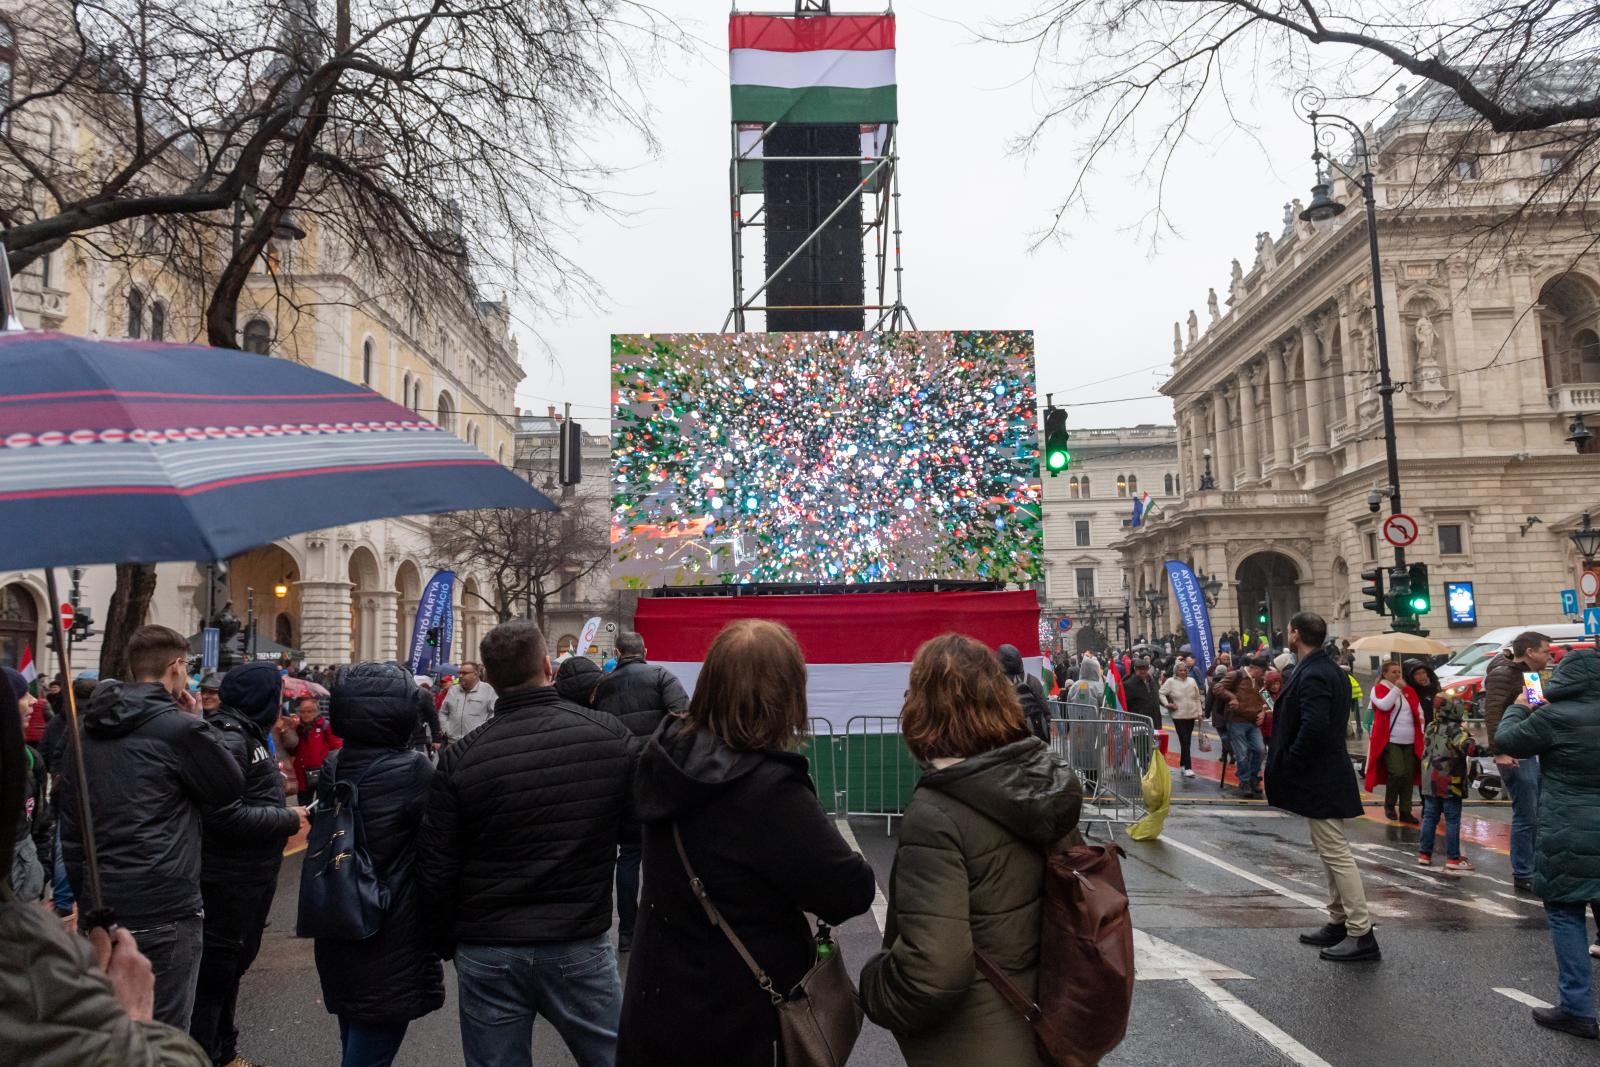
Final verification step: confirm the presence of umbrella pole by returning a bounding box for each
[45,567,113,930]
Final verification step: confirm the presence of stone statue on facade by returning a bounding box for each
[1207,288,1220,323]
[1173,321,1182,356]
[1255,231,1277,272]
[1414,313,1437,365]
[1187,309,1199,347]
[1281,202,1295,238]
[1356,328,1381,418]
[1228,258,1244,304]
[1411,311,1453,407]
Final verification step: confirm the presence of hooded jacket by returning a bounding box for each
[997,644,1051,742]
[616,717,875,1066]
[201,662,301,884]
[554,655,604,708]
[310,663,443,1023]
[59,681,244,928]
[1494,650,1600,903]
[4,666,44,901]
[859,738,1082,1067]
[593,656,691,738]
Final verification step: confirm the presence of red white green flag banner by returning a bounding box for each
[729,13,897,125]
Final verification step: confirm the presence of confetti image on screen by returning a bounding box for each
[611,331,1041,588]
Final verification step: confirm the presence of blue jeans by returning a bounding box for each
[1544,901,1597,1020]
[456,933,622,1067]
[50,823,74,912]
[616,843,641,939]
[339,1017,409,1067]
[1227,722,1265,791]
[1502,756,1540,880]
[1418,796,1462,859]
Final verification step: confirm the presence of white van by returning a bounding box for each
[1435,623,1589,680]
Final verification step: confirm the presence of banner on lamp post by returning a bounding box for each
[407,570,457,675]
[1164,560,1217,681]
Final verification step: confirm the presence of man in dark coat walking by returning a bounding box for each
[1265,611,1379,963]
[592,630,688,952]
[190,662,307,1066]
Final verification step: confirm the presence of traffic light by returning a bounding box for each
[1042,404,1070,476]
[1256,601,1269,627]
[1359,565,1386,616]
[558,418,583,486]
[70,607,96,642]
[426,626,440,647]
[1406,562,1431,615]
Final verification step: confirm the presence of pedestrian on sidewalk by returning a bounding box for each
[308,662,443,1067]
[1494,648,1600,1039]
[1160,659,1203,778]
[281,695,342,808]
[860,633,1082,1065]
[1266,612,1379,963]
[998,642,1052,742]
[189,662,307,1067]
[57,626,246,1029]
[616,619,874,1066]
[1364,661,1423,824]
[1484,631,1552,893]
[438,661,496,745]
[416,621,633,1067]
[1216,658,1269,798]
[1417,695,1475,872]
[592,631,690,954]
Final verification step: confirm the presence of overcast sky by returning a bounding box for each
[510,1,1376,431]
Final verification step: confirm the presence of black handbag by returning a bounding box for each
[296,754,389,940]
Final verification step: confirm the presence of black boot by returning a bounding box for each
[1297,922,1347,947]
[1319,930,1381,962]
[1532,1007,1599,1039]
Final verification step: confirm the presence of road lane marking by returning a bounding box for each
[1158,835,1328,910]
[835,818,888,933]
[1491,890,1546,910]
[1190,977,1336,1067]
[1134,930,1250,980]
[1494,987,1554,1009]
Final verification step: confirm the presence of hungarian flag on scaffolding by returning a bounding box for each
[729,14,897,125]
[634,589,1039,729]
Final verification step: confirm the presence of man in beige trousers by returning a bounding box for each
[1264,611,1380,962]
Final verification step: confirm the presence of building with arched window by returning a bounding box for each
[1119,82,1600,643]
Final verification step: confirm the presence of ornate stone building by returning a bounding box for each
[1118,88,1600,643]
[1041,425,1179,654]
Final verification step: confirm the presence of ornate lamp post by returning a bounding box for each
[1198,447,1216,490]
[1571,511,1600,607]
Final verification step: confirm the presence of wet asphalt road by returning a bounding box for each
[232,795,1597,1067]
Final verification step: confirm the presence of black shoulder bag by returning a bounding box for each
[296,753,390,941]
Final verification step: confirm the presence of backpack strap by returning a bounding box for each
[973,951,1042,1024]
[672,823,784,1006]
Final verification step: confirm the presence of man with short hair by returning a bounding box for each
[1266,611,1378,963]
[1483,630,1553,892]
[417,621,634,1067]
[59,625,246,1028]
[1123,657,1161,723]
[439,661,496,744]
[1217,657,1270,798]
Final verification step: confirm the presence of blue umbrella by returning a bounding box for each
[0,331,555,570]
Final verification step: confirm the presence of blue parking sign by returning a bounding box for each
[1561,588,1579,616]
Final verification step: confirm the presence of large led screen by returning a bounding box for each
[611,331,1040,588]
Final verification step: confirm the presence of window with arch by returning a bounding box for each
[1164,472,1174,495]
[436,391,456,433]
[1116,475,1127,498]
[496,444,505,465]
[402,372,412,409]
[1080,475,1091,498]
[1579,329,1600,383]
[0,22,15,126]
[361,339,374,385]
[411,380,422,411]
[1068,476,1080,500]
[126,288,144,339]
[242,318,272,354]
[149,300,166,343]
[1127,474,1138,495]
[1538,274,1600,385]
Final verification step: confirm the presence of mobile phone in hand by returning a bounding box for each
[1523,671,1546,707]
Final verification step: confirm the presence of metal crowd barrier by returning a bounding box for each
[842,715,922,835]
[1049,713,1157,838]
[802,717,844,816]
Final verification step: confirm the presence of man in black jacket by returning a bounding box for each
[592,631,687,952]
[59,625,245,1029]
[1265,612,1378,963]
[189,662,307,1066]
[416,620,634,1067]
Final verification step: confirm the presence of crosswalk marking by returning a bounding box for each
[1494,987,1554,1010]
[1190,977,1337,1067]
[835,817,888,933]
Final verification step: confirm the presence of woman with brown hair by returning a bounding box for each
[616,618,875,1066]
[860,633,1081,1067]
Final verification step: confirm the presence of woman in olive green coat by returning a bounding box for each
[860,634,1082,1066]
[1494,648,1600,1039]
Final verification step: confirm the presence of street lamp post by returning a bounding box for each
[1199,448,1217,491]
[1297,88,1412,630]
[1571,510,1600,606]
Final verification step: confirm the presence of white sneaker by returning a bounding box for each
[1182,768,1196,778]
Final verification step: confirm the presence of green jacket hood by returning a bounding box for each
[1546,648,1600,702]
[918,738,1081,848]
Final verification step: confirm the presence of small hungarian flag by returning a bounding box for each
[1104,663,1128,712]
[1131,491,1160,528]
[18,642,37,685]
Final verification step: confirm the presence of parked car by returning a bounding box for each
[1441,638,1596,716]
[1434,624,1588,682]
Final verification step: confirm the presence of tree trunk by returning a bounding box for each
[98,563,160,678]
[533,589,548,635]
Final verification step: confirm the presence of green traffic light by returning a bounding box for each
[1410,594,1430,613]
[1047,449,1069,470]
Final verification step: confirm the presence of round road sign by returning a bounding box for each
[1581,571,1600,600]
[58,602,75,630]
[1381,513,1419,548]
[1058,617,1073,632]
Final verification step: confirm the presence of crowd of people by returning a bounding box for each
[4,611,1600,1062]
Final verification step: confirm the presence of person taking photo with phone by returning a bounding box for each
[1484,631,1553,893]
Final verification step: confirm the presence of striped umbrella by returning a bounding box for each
[0,331,554,569]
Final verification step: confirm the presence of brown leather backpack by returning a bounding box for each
[975,841,1134,1067]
